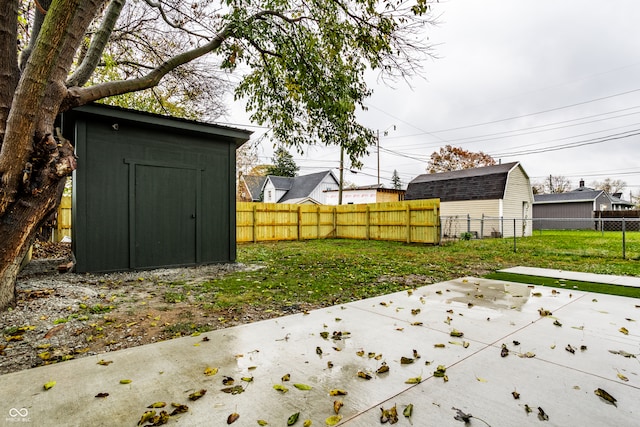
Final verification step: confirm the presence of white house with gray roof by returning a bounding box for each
[261,170,339,204]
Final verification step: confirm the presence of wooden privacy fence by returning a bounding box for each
[237,199,441,244]
[53,195,72,242]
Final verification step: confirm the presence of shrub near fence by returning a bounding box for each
[236,199,441,244]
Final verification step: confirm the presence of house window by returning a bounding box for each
[267,190,272,201]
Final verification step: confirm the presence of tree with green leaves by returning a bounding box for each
[266,147,299,177]
[391,169,402,189]
[0,0,436,310]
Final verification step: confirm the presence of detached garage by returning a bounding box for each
[63,104,251,273]
[405,162,533,238]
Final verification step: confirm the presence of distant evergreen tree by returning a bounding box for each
[266,147,299,177]
[391,169,402,189]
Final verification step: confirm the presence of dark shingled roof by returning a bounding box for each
[242,175,267,201]
[278,170,336,202]
[405,162,520,202]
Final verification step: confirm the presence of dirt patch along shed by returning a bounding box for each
[62,104,251,273]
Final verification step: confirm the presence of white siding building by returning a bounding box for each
[405,162,534,238]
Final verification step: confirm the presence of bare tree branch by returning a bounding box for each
[63,24,232,109]
[67,0,127,87]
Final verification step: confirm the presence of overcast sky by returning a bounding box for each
[222,0,640,198]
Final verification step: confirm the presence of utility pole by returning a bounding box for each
[338,146,344,205]
[376,129,380,186]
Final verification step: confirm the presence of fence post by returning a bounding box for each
[252,204,258,243]
[316,206,321,239]
[480,214,484,239]
[622,218,626,260]
[366,205,371,240]
[513,218,517,253]
[406,205,411,243]
[333,207,337,238]
[297,206,302,241]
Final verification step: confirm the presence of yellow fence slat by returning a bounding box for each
[237,200,440,244]
[59,199,441,245]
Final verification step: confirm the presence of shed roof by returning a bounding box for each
[534,190,604,204]
[405,162,520,202]
[68,103,252,148]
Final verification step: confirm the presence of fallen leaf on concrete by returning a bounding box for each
[594,388,617,407]
[227,412,239,424]
[188,389,207,400]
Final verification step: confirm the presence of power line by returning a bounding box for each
[491,128,640,157]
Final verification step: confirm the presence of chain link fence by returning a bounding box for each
[441,215,640,259]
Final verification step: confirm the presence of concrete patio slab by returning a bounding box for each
[1,277,638,426]
[499,266,640,288]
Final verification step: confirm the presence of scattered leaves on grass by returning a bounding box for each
[325,415,342,426]
[287,412,300,426]
[188,389,207,400]
[227,412,240,424]
[333,400,343,414]
[594,388,617,407]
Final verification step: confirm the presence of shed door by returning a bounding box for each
[134,164,197,268]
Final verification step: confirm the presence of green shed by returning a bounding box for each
[62,104,251,273]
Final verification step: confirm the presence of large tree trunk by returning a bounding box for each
[0,1,104,310]
[0,177,66,309]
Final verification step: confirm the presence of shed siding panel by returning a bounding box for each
[532,202,595,229]
[502,166,534,236]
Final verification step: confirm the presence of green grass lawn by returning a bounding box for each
[190,232,640,311]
